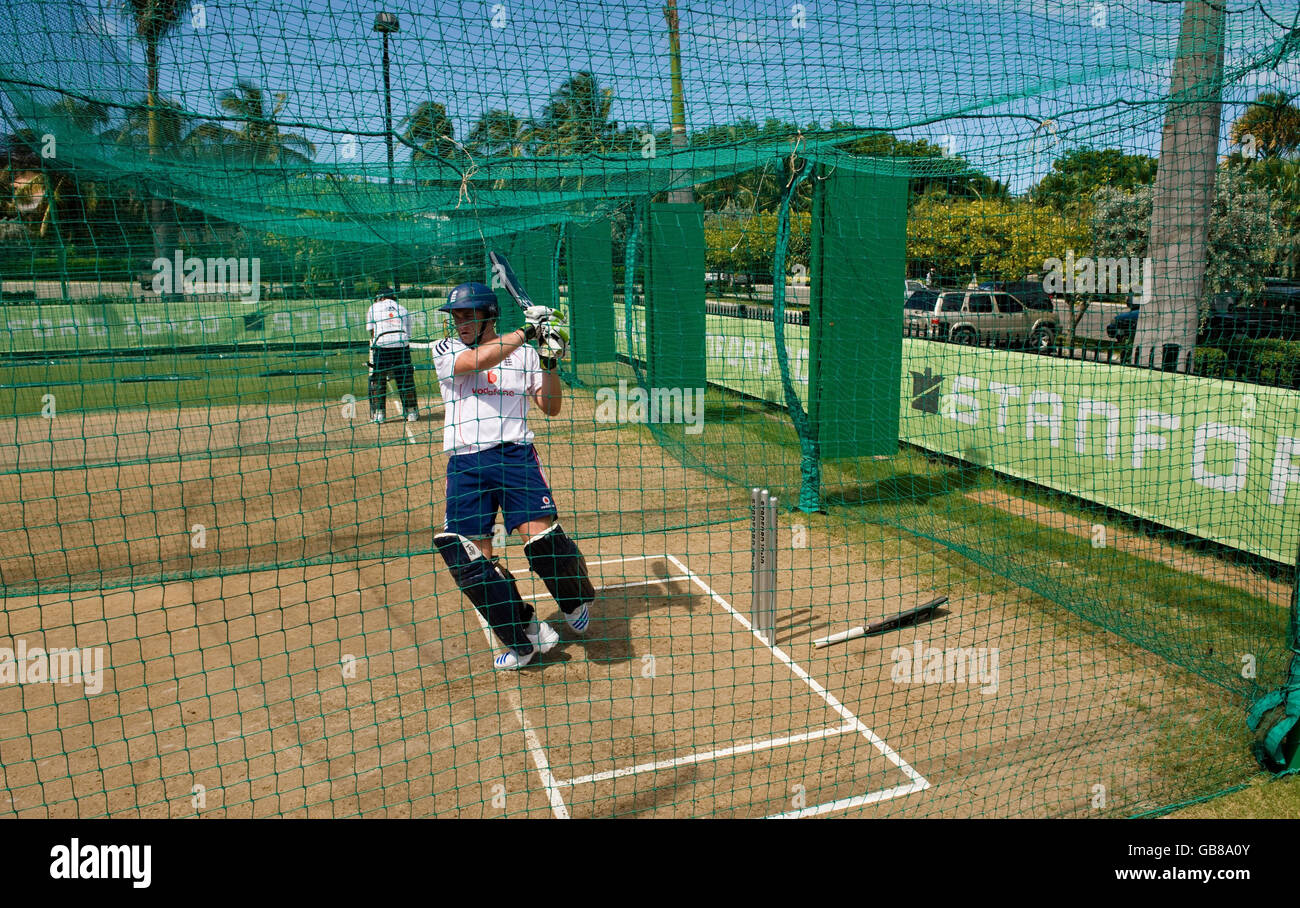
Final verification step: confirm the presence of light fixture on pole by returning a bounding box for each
[373,11,400,187]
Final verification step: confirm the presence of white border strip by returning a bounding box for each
[519,575,690,602]
[587,555,657,567]
[765,780,931,819]
[468,611,569,819]
[558,722,856,788]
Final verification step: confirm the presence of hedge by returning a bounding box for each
[1195,339,1300,388]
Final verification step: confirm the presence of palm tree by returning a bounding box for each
[400,101,465,165]
[4,98,116,300]
[3,130,47,224]
[1242,155,1300,277]
[214,82,317,165]
[99,96,191,156]
[532,72,617,157]
[122,0,186,266]
[465,109,532,159]
[4,143,70,300]
[15,100,111,244]
[1230,91,1300,159]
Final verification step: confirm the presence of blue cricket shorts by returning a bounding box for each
[443,442,558,539]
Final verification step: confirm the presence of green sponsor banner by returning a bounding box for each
[898,340,1300,565]
[618,305,1300,563]
[0,298,449,353]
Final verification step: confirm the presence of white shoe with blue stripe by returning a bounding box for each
[493,622,558,671]
[493,647,536,671]
[527,621,560,653]
[563,603,591,635]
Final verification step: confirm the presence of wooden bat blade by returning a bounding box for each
[811,596,948,650]
[864,595,948,634]
[488,251,533,310]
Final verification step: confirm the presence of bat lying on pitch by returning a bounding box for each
[813,596,949,649]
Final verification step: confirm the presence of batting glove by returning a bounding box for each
[538,324,568,369]
[525,306,556,331]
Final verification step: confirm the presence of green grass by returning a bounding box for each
[1167,773,1300,818]
[0,349,375,418]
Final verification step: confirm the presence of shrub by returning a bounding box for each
[1193,346,1228,378]
[1252,347,1300,389]
[1235,339,1300,388]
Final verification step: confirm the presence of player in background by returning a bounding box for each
[366,288,419,423]
[430,281,596,670]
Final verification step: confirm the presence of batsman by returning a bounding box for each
[431,280,596,670]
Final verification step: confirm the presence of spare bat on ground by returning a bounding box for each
[813,595,949,649]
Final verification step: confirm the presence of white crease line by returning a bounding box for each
[557,722,856,788]
[587,554,659,567]
[518,575,690,602]
[663,553,931,791]
[468,612,568,819]
[766,780,931,819]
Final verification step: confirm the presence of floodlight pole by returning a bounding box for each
[374,11,400,289]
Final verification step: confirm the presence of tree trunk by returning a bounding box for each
[663,0,693,204]
[1131,0,1225,372]
[38,172,70,302]
[1067,299,1089,352]
[146,38,171,286]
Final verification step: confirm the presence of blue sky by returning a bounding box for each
[5,0,1299,193]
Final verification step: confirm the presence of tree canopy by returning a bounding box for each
[1030,147,1157,214]
[1229,91,1300,159]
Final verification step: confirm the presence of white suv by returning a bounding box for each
[905,290,1058,352]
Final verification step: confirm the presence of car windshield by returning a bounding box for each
[905,295,935,311]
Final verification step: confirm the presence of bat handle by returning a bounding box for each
[813,626,866,649]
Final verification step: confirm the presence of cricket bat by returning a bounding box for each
[813,596,948,649]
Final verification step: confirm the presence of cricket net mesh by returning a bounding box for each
[0,0,1297,818]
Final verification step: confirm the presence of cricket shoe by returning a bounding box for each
[493,647,536,671]
[371,412,384,424]
[563,603,591,635]
[406,410,419,422]
[526,621,560,653]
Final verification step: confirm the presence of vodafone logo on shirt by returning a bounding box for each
[473,368,512,397]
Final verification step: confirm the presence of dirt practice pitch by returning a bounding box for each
[0,393,1257,817]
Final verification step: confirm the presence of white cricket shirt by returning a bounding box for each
[432,336,544,454]
[366,299,412,347]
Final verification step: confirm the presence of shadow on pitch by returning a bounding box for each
[538,572,703,667]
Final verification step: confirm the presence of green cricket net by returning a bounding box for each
[1,0,1299,818]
